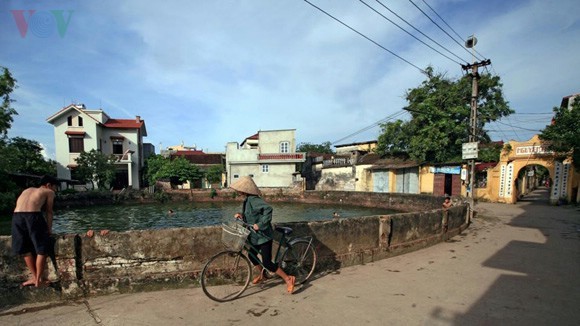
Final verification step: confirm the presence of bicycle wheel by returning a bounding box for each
[200,251,252,302]
[280,240,317,284]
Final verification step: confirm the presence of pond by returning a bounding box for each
[0,201,396,236]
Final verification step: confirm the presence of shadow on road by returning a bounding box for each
[442,188,580,325]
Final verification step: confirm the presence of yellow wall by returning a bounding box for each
[480,135,577,204]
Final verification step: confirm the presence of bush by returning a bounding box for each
[154,191,171,203]
[210,188,217,199]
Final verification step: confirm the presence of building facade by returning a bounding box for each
[46,104,147,190]
[226,129,305,188]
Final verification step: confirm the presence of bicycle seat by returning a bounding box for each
[275,226,293,235]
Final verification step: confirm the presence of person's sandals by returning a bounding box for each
[287,276,296,294]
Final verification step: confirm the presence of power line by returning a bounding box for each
[332,110,407,144]
[359,0,467,65]
[407,0,485,62]
[303,0,427,75]
[374,0,469,64]
[420,0,487,60]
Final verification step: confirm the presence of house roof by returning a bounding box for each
[104,118,144,129]
[172,151,223,165]
[46,104,103,125]
[476,162,498,172]
[369,158,421,170]
[335,140,377,148]
[47,104,147,136]
[357,153,380,165]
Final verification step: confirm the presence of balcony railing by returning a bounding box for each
[114,150,133,163]
[323,157,352,167]
[258,153,305,162]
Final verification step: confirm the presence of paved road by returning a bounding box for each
[1,188,579,326]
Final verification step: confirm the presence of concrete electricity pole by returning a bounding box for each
[461,36,491,207]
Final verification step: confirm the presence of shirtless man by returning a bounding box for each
[12,175,58,287]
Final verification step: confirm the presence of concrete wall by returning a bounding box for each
[0,191,468,306]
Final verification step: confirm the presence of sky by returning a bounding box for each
[1,0,579,159]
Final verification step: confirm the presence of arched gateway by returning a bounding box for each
[484,135,579,204]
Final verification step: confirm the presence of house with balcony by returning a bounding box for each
[225,129,305,188]
[46,104,147,190]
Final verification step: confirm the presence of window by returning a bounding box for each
[78,116,83,126]
[67,116,72,126]
[280,141,289,153]
[68,137,84,153]
[262,165,269,173]
[233,174,239,179]
[112,139,123,154]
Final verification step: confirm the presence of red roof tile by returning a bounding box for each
[104,119,143,129]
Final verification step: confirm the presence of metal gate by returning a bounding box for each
[395,168,419,194]
[373,171,389,193]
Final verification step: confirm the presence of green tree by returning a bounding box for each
[0,67,18,139]
[154,156,202,187]
[4,137,56,175]
[75,149,117,189]
[144,154,169,185]
[0,67,19,213]
[477,142,503,163]
[377,67,512,163]
[296,141,334,154]
[205,165,224,187]
[539,99,580,170]
[375,120,411,158]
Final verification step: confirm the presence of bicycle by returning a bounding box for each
[200,220,317,302]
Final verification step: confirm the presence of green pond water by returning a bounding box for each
[0,202,395,236]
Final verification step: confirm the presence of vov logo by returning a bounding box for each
[11,10,74,38]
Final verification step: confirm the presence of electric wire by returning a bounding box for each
[420,0,487,60]
[374,0,469,64]
[407,0,485,61]
[303,0,427,75]
[332,110,408,144]
[360,0,467,65]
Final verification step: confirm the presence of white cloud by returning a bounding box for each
[1,0,579,158]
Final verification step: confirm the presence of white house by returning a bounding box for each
[46,104,147,190]
[226,129,305,188]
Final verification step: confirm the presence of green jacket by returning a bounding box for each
[242,195,273,245]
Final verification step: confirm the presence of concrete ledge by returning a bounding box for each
[0,192,468,306]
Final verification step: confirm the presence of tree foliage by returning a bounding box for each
[153,156,202,186]
[75,149,117,189]
[205,164,224,186]
[296,141,334,154]
[0,67,18,139]
[144,154,167,185]
[0,67,19,213]
[539,99,580,170]
[4,137,56,175]
[376,67,512,163]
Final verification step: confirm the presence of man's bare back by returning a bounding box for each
[14,187,55,213]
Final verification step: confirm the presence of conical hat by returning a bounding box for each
[230,176,261,196]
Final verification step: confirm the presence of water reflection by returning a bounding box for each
[50,201,394,235]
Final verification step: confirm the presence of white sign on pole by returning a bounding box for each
[462,142,479,160]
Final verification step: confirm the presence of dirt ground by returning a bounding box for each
[1,187,578,326]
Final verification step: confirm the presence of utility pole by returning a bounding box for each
[461,36,491,220]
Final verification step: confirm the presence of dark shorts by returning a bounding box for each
[12,212,50,255]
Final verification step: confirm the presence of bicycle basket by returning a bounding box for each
[221,222,250,251]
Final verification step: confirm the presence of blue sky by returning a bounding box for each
[1,0,579,159]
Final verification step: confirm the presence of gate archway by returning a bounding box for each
[488,135,578,204]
